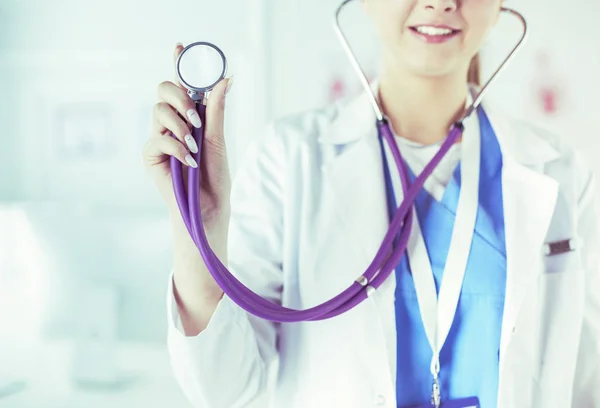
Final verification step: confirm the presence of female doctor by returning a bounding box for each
[142,0,600,407]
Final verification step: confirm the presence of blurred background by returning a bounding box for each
[0,0,598,407]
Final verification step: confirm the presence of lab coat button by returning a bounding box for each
[375,394,386,405]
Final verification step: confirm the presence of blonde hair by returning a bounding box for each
[467,53,481,86]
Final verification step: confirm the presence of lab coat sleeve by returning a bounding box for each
[166,123,286,408]
[571,169,600,407]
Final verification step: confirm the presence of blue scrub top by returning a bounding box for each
[379,108,507,408]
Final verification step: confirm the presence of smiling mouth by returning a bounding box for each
[408,25,461,43]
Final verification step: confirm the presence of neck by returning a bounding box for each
[377,69,469,145]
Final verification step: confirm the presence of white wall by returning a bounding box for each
[267,0,380,118]
[0,1,270,405]
[0,0,269,345]
[1,0,268,205]
[482,0,600,171]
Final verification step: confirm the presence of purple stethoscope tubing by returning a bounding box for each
[170,3,528,323]
[170,110,462,322]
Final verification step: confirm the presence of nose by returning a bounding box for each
[423,0,458,12]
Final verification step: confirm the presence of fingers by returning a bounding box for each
[143,134,198,169]
[157,80,202,129]
[152,102,198,154]
[204,76,234,146]
[157,41,234,160]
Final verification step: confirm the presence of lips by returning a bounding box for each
[408,24,461,44]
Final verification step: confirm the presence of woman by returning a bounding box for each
[142,0,600,407]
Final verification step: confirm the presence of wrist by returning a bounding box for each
[169,208,229,258]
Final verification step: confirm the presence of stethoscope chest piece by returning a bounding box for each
[176,42,228,102]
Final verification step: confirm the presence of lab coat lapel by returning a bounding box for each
[320,94,390,271]
[483,103,560,376]
[319,91,398,386]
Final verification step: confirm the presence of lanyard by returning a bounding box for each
[380,114,481,406]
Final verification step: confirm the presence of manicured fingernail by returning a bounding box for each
[185,154,198,168]
[184,134,198,154]
[187,109,202,128]
[225,76,234,94]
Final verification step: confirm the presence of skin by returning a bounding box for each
[143,0,503,336]
[363,0,502,145]
[144,45,231,335]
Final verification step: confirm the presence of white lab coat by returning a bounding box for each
[166,89,600,408]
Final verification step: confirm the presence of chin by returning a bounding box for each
[405,65,460,82]
[396,54,463,80]
[384,47,466,82]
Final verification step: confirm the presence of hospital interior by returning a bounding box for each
[0,0,599,407]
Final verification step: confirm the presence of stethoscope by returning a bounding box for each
[170,0,527,324]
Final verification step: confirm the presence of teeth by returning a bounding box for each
[415,26,453,36]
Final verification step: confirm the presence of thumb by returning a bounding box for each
[173,42,185,88]
[204,76,233,145]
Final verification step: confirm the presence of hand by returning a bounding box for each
[143,43,233,231]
